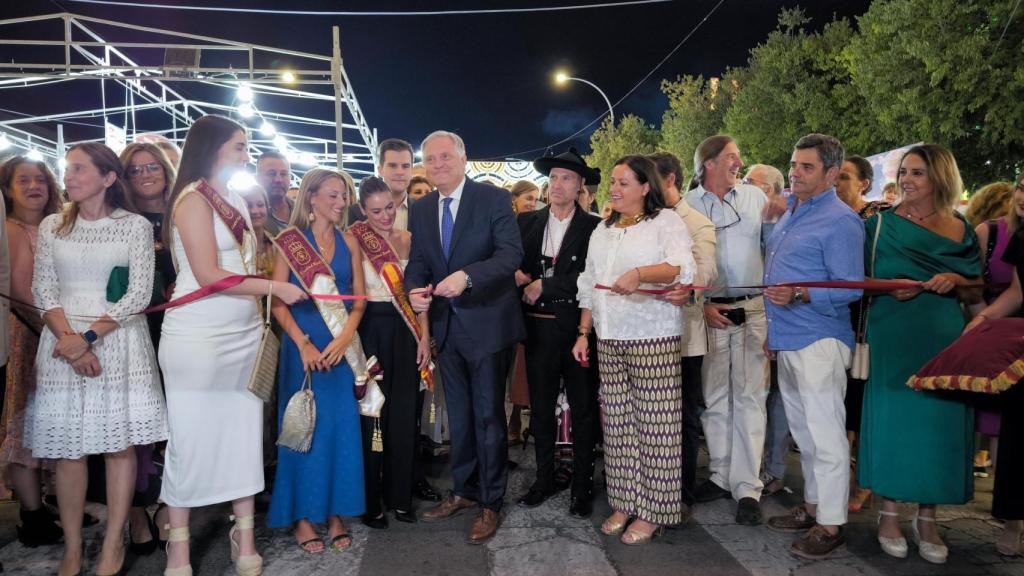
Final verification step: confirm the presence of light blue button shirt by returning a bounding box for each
[684,183,770,297]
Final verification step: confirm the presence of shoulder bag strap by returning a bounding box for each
[858,212,883,341]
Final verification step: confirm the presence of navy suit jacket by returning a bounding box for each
[404,177,526,358]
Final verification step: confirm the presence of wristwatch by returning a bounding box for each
[793,288,805,304]
[465,273,473,290]
[82,329,99,345]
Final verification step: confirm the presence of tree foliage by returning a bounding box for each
[586,0,1022,192]
[659,73,735,176]
[845,0,1024,187]
[584,114,659,205]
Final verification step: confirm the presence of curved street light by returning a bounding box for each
[554,71,614,126]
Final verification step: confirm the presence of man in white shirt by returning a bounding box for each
[378,138,416,231]
[684,135,785,526]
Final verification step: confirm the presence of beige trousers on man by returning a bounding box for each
[777,338,850,526]
[700,296,769,501]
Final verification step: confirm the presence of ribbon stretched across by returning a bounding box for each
[594,279,951,296]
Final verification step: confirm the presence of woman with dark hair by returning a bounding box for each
[119,141,178,553]
[25,142,168,576]
[406,175,432,202]
[859,144,983,564]
[837,155,890,219]
[348,176,430,528]
[0,155,64,548]
[573,155,696,544]
[159,115,306,576]
[267,168,367,551]
[510,180,540,214]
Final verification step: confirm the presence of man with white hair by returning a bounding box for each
[406,131,525,544]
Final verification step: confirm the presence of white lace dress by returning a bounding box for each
[25,210,168,459]
[159,184,264,507]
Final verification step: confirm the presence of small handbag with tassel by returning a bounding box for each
[278,371,316,453]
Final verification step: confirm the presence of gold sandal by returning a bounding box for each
[621,525,664,546]
[600,514,631,536]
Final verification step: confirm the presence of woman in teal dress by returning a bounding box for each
[268,168,366,553]
[859,144,983,565]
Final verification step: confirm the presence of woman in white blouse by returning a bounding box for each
[573,155,696,545]
[27,143,168,576]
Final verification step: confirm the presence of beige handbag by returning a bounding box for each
[278,370,316,453]
[247,282,279,403]
[850,213,882,380]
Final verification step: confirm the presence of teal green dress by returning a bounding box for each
[858,212,981,504]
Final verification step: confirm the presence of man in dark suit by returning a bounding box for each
[406,130,525,544]
[514,149,602,518]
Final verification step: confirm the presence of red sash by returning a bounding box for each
[194,179,249,248]
[350,221,434,390]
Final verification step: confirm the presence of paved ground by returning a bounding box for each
[2,442,1023,575]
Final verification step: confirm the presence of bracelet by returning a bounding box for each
[635,267,643,283]
[976,313,989,322]
[577,325,592,334]
[577,332,590,339]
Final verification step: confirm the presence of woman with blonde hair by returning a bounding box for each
[859,144,983,564]
[267,168,367,552]
[0,155,64,548]
[966,182,1013,228]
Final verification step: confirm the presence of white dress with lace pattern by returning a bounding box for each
[25,210,168,459]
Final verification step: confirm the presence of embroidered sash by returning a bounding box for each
[350,221,435,391]
[272,226,382,386]
[172,179,257,276]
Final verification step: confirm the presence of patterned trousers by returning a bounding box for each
[597,336,684,526]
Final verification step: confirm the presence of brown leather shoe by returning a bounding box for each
[467,509,500,544]
[791,525,846,559]
[767,505,816,533]
[420,494,477,522]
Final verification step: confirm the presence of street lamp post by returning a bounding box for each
[554,72,614,125]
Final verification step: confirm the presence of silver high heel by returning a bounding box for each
[229,514,263,576]
[876,510,907,558]
[911,513,948,564]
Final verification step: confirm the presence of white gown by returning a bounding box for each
[26,210,167,459]
[159,183,263,507]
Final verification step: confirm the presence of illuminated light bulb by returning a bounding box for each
[237,83,254,102]
[238,102,256,118]
[26,149,44,162]
[227,170,258,192]
[259,122,276,137]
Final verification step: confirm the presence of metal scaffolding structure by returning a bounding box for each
[0,12,378,177]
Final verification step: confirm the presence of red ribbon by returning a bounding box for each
[0,274,368,321]
[593,279,988,295]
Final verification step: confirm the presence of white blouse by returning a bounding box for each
[577,209,696,341]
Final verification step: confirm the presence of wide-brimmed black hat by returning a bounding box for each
[533,147,601,185]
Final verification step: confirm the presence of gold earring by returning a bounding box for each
[308,209,315,223]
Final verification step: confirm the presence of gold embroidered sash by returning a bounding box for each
[271,226,381,386]
[350,222,435,390]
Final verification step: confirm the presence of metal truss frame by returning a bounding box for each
[0,12,378,177]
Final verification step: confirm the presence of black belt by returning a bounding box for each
[708,293,761,304]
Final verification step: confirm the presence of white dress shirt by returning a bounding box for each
[437,176,466,231]
[542,207,574,258]
[394,193,410,232]
[684,183,767,297]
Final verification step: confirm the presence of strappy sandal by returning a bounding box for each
[229,514,263,576]
[621,525,664,546]
[298,537,324,554]
[163,525,193,576]
[600,514,631,536]
[329,531,353,552]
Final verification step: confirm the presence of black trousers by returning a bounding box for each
[358,303,420,516]
[680,355,704,506]
[524,316,598,496]
[993,383,1024,520]
[438,319,514,511]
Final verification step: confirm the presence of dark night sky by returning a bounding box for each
[1,0,873,160]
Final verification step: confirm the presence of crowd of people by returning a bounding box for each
[0,114,1021,576]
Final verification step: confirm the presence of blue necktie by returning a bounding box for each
[441,196,454,260]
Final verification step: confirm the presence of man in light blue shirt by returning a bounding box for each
[684,135,785,526]
[763,133,865,560]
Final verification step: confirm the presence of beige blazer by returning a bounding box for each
[673,200,716,357]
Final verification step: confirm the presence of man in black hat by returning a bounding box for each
[515,148,602,517]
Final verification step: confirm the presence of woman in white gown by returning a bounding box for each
[27,142,168,576]
[158,115,306,576]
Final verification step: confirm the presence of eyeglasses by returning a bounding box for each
[701,195,742,231]
[127,162,163,176]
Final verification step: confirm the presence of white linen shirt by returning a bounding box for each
[577,209,696,341]
[684,183,767,297]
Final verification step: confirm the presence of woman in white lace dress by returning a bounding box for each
[158,115,305,576]
[26,142,168,576]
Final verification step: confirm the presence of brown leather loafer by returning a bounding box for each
[467,509,500,544]
[791,525,846,559]
[767,505,816,533]
[421,494,477,522]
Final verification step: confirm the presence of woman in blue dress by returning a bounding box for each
[268,168,366,553]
